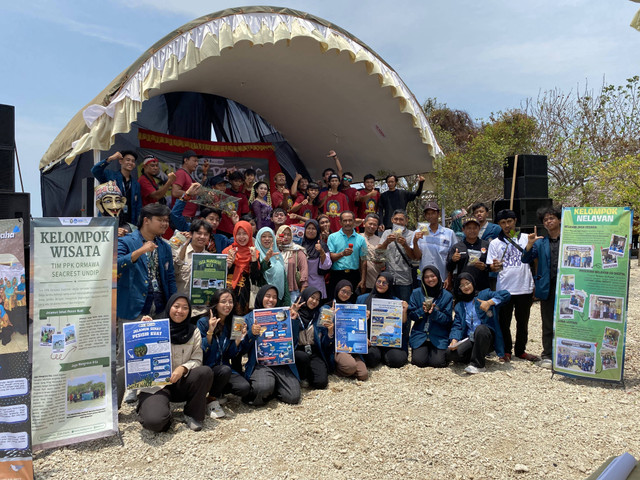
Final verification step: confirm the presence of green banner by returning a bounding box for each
[189,253,228,307]
[39,306,91,319]
[553,207,632,382]
[59,357,110,371]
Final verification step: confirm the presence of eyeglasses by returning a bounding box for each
[376,279,389,286]
[343,177,353,182]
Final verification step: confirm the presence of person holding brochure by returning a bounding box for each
[223,221,261,315]
[276,225,309,303]
[197,289,251,418]
[357,272,409,369]
[255,227,291,306]
[408,265,454,368]
[333,280,369,381]
[294,287,335,389]
[137,293,213,432]
[448,273,510,374]
[301,220,332,299]
[240,285,301,406]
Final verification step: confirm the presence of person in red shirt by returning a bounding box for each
[271,172,291,211]
[218,171,250,237]
[242,168,256,200]
[171,150,204,218]
[356,174,381,220]
[318,174,349,232]
[289,182,320,224]
[339,171,358,211]
[291,173,309,202]
[138,155,176,206]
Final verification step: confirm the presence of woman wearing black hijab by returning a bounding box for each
[137,293,214,432]
[294,286,334,389]
[357,272,409,369]
[408,266,454,368]
[332,280,369,381]
[239,285,301,406]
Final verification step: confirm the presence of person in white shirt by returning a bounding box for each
[486,209,538,362]
[412,201,457,290]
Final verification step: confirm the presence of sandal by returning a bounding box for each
[499,353,511,363]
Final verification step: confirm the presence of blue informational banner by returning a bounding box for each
[253,308,295,366]
[334,304,368,354]
[123,319,172,389]
[370,298,403,348]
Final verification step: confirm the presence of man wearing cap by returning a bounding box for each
[446,217,490,292]
[218,171,250,237]
[339,171,358,212]
[92,150,142,225]
[138,155,176,207]
[412,201,457,289]
[171,150,202,219]
[319,174,350,233]
[486,209,537,362]
[379,174,425,230]
[271,172,291,211]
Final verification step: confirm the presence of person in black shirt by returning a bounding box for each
[446,217,490,292]
[379,174,425,229]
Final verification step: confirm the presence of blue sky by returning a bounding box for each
[1,1,639,216]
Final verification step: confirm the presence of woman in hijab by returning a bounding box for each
[301,220,332,299]
[255,227,291,306]
[332,280,369,381]
[357,272,409,369]
[448,273,510,374]
[137,293,213,432]
[239,285,301,406]
[222,221,261,315]
[408,265,454,368]
[196,289,250,419]
[294,286,334,389]
[276,225,308,303]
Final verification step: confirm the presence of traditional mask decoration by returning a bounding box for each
[95,181,127,217]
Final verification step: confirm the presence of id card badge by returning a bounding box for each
[123,204,129,213]
[152,278,159,291]
[304,345,312,355]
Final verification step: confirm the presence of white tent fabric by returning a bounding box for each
[42,7,441,180]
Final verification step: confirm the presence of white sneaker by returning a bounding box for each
[184,415,203,431]
[124,389,137,403]
[207,400,225,418]
[464,364,486,375]
[539,359,553,369]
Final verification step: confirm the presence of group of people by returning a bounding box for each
[104,148,563,433]
[0,274,25,346]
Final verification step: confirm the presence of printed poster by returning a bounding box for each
[123,319,171,389]
[190,253,227,308]
[30,217,118,451]
[0,219,33,479]
[253,308,294,366]
[335,304,368,354]
[553,207,631,382]
[370,298,403,348]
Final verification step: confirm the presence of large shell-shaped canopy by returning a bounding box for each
[40,6,441,179]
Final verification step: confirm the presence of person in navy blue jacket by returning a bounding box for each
[116,203,177,406]
[294,287,335,389]
[471,202,502,289]
[448,273,509,374]
[408,265,454,368]
[239,285,301,406]
[358,272,409,369]
[521,206,562,369]
[92,151,142,225]
[197,288,251,417]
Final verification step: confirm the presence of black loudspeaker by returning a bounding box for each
[0,105,15,193]
[0,192,30,246]
[504,154,548,199]
[493,198,553,229]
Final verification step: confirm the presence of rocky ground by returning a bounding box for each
[33,265,640,479]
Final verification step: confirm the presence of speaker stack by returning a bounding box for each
[0,104,30,245]
[493,154,552,233]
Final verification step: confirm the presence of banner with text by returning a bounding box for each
[0,219,33,479]
[553,207,632,382]
[30,217,118,450]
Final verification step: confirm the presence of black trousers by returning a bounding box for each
[539,287,556,360]
[498,293,533,356]
[137,366,213,432]
[364,346,408,369]
[449,324,494,368]
[294,348,329,389]
[411,341,447,368]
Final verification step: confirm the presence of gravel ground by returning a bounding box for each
[34,264,640,480]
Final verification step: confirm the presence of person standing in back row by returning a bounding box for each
[379,174,425,230]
